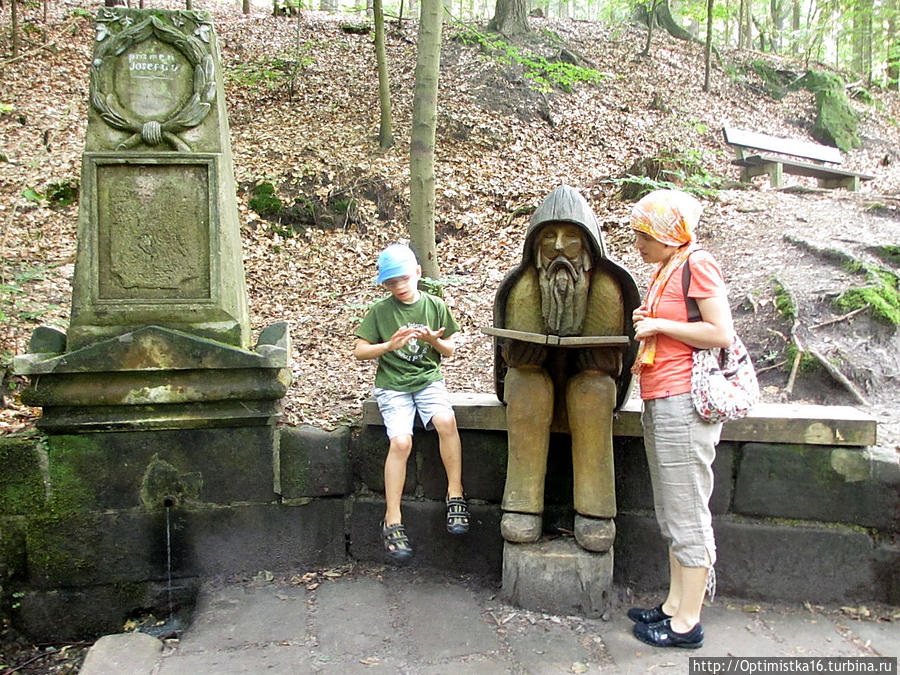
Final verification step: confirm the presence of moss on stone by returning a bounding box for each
[750,59,791,99]
[44,435,104,513]
[813,88,861,151]
[25,511,102,583]
[0,434,47,515]
[835,267,900,325]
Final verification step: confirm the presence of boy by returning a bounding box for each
[354,243,469,561]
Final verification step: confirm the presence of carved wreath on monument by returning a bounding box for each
[90,10,216,152]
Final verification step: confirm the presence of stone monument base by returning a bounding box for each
[501,538,613,618]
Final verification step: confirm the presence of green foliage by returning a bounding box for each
[249,181,284,217]
[0,264,66,329]
[22,187,44,204]
[332,198,357,215]
[226,47,315,94]
[784,343,819,372]
[70,7,93,18]
[0,103,14,115]
[340,23,371,35]
[417,275,465,299]
[872,245,900,266]
[606,150,723,200]
[46,179,79,208]
[454,28,608,93]
[345,301,374,323]
[773,283,796,321]
[835,267,900,325]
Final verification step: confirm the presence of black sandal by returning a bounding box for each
[446,496,470,535]
[381,521,413,561]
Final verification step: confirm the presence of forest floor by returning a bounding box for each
[1,0,899,457]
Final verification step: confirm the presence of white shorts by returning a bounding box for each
[373,380,455,440]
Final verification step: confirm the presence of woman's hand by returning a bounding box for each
[634,316,662,341]
[632,305,656,341]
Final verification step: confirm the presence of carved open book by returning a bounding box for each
[481,326,630,347]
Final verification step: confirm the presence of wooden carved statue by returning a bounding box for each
[486,185,640,552]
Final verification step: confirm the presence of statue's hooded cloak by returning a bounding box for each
[492,185,640,409]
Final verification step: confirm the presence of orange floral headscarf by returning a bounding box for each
[630,189,701,246]
[631,190,704,375]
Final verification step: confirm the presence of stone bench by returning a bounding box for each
[363,393,877,447]
[355,393,898,606]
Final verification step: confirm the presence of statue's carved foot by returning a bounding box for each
[574,515,615,552]
[501,512,542,543]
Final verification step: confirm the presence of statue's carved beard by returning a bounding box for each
[539,256,589,336]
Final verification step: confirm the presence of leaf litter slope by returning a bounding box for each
[1,1,898,450]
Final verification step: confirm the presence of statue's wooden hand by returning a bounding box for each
[501,340,547,367]
[575,347,622,376]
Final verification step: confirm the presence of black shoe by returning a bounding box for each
[381,521,413,561]
[633,618,703,649]
[446,496,470,535]
[627,603,671,625]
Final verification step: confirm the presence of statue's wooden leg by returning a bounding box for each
[567,370,617,519]
[501,366,553,542]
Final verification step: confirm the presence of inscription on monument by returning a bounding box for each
[115,43,190,120]
[96,162,211,301]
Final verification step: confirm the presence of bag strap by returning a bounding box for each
[681,251,702,323]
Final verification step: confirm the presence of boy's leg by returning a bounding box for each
[431,413,463,498]
[374,387,417,527]
[384,434,413,525]
[414,381,463,497]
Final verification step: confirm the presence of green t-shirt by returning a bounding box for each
[355,292,460,392]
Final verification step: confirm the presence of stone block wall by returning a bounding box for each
[354,395,898,606]
[1,395,897,641]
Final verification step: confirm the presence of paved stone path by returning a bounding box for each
[80,565,899,674]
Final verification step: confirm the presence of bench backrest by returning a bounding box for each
[723,126,843,164]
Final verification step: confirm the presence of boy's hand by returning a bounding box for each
[415,326,445,346]
[386,325,421,352]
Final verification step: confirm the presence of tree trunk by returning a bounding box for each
[556,0,567,19]
[852,0,873,82]
[888,0,899,89]
[791,0,800,53]
[409,0,442,280]
[374,0,394,150]
[769,0,786,52]
[243,0,251,13]
[637,0,697,43]
[703,0,713,91]
[488,0,529,36]
[11,0,18,58]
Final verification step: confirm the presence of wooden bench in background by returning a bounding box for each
[723,126,874,191]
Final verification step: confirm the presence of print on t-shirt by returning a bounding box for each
[398,323,430,363]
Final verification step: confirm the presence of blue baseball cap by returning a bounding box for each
[376,244,419,284]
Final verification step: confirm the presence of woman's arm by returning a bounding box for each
[633,294,734,349]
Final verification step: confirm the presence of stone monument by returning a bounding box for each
[12,8,291,632]
[484,185,640,617]
[16,6,289,430]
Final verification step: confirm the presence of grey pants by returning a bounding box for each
[641,392,722,568]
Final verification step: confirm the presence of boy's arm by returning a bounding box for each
[353,326,422,361]
[419,327,455,358]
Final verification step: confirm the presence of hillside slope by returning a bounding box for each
[1,2,898,448]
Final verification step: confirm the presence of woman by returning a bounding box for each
[627,189,734,650]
